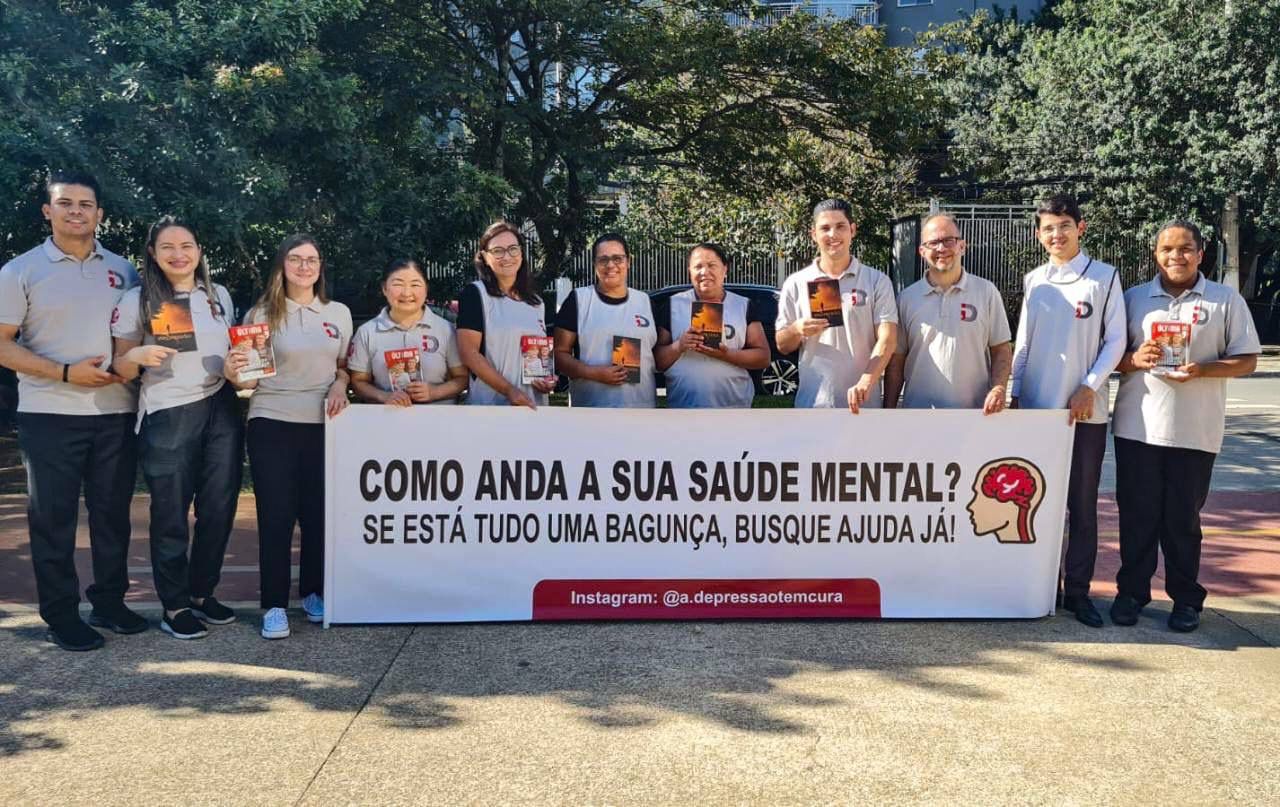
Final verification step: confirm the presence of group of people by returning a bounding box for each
[0,172,1261,651]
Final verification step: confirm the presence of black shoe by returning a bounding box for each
[190,597,235,625]
[1168,603,1201,633]
[1062,595,1104,628]
[160,609,209,640]
[1109,595,1143,627]
[46,620,105,651]
[88,603,150,635]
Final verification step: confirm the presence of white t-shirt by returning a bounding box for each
[460,281,549,407]
[661,288,755,409]
[562,286,656,408]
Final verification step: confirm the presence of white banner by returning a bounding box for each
[324,407,1074,624]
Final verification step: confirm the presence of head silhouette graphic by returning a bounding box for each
[967,458,1045,543]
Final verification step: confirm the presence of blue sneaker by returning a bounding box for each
[261,607,290,640]
[303,593,324,624]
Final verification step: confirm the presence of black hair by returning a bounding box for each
[382,258,428,285]
[1155,220,1205,252]
[687,242,730,267]
[811,198,854,223]
[1034,194,1083,227]
[592,232,629,258]
[45,170,101,204]
[473,220,541,306]
[140,215,227,334]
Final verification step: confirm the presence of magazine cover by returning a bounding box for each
[228,323,276,381]
[521,335,555,385]
[1152,321,1191,369]
[807,278,844,326]
[149,295,197,352]
[611,335,642,384]
[690,301,724,349]
[384,347,422,392]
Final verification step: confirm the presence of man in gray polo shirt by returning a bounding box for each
[884,213,1012,412]
[0,172,144,651]
[776,198,897,412]
[1109,220,1260,633]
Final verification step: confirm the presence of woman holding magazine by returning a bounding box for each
[226,234,351,640]
[110,216,241,640]
[653,243,770,408]
[457,221,557,408]
[349,258,467,406]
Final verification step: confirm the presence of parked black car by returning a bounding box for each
[646,283,799,397]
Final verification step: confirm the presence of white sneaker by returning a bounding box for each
[303,593,324,624]
[261,607,290,640]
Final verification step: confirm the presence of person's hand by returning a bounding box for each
[1171,362,1203,382]
[531,376,558,394]
[224,348,250,381]
[406,382,433,404]
[796,318,828,338]
[983,384,1007,415]
[1067,384,1094,425]
[594,364,629,386]
[847,373,877,415]
[694,340,728,358]
[677,330,703,354]
[505,386,537,409]
[385,389,413,407]
[67,356,121,387]
[326,382,349,417]
[1131,340,1162,370]
[125,345,177,369]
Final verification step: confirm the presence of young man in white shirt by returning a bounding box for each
[1110,221,1260,632]
[776,198,897,412]
[884,213,1012,412]
[1010,194,1126,628]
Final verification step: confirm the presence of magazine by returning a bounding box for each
[149,296,197,352]
[384,347,422,392]
[807,278,844,326]
[1151,320,1191,376]
[690,301,724,349]
[228,323,276,381]
[521,335,555,385]
[611,335,642,384]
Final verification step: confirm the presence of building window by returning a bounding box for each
[897,0,934,6]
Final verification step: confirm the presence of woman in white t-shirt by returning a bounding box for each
[349,259,467,406]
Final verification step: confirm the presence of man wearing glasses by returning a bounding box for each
[1011,194,1126,628]
[884,213,1012,413]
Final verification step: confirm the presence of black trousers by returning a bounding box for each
[16,411,136,626]
[138,385,243,611]
[1114,436,1216,610]
[247,417,324,609]
[1062,421,1108,598]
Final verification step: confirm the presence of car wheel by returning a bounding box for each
[762,358,798,397]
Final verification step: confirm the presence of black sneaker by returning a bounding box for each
[190,597,235,625]
[1062,595,1104,628]
[160,609,209,640]
[46,620,105,651]
[1168,603,1201,633]
[88,603,150,634]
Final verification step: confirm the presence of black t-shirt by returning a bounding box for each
[652,292,764,336]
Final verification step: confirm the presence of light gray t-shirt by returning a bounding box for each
[567,286,657,408]
[895,271,1012,409]
[348,307,462,404]
[0,238,139,415]
[1010,252,1126,425]
[112,283,234,428]
[1112,275,1261,454]
[463,281,549,407]
[776,258,898,409]
[245,298,352,423]
[663,288,754,409]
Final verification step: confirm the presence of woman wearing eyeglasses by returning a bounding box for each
[457,221,556,408]
[226,234,352,640]
[553,233,657,407]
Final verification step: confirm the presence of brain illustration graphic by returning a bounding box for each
[981,464,1037,509]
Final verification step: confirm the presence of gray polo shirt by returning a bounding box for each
[349,307,462,404]
[0,238,139,415]
[112,283,234,427]
[663,289,755,409]
[1010,252,1126,425]
[1112,275,1261,454]
[566,286,657,408]
[246,298,353,423]
[776,258,898,409]
[895,270,1011,409]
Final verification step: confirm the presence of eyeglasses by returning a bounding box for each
[484,245,522,259]
[921,237,961,251]
[1038,223,1077,236]
[285,255,321,269]
[594,255,627,267]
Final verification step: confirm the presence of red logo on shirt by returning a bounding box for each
[1192,303,1209,325]
[346,342,356,359]
[1074,301,1094,319]
[322,322,340,339]
[110,307,120,325]
[106,270,124,289]
[959,303,977,322]
[634,314,650,328]
[849,289,868,307]
[422,335,440,353]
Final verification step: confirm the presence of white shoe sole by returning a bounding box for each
[261,625,291,639]
[304,611,323,624]
[161,621,208,640]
